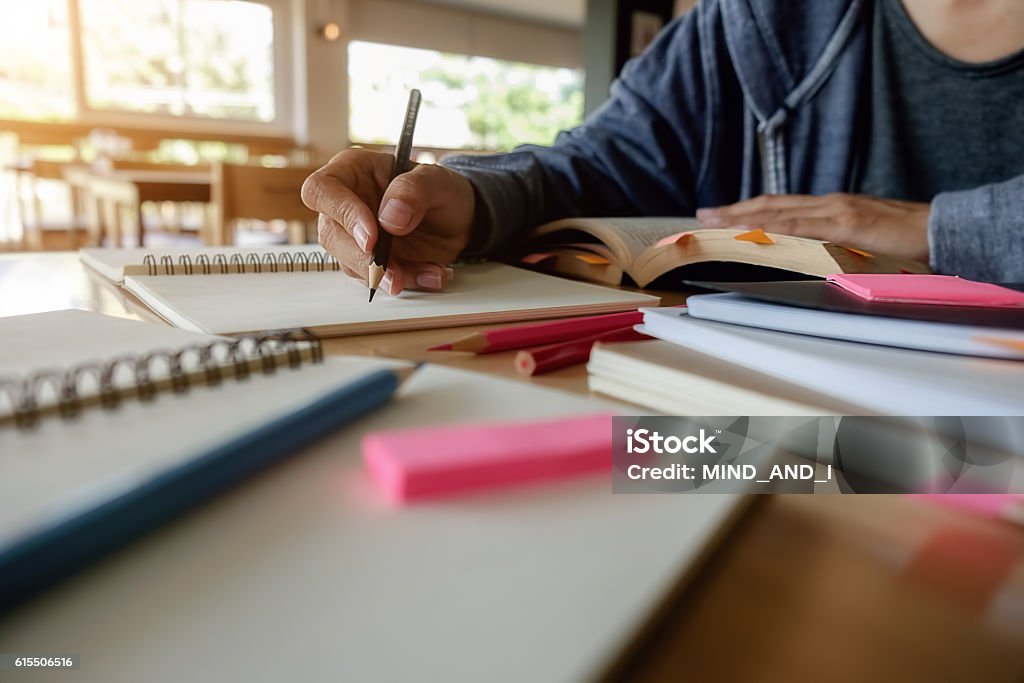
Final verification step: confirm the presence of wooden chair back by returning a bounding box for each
[210,162,319,245]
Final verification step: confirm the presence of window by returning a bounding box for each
[79,0,276,123]
[348,41,584,152]
[0,0,75,120]
[0,0,286,129]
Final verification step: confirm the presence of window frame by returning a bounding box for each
[66,0,294,136]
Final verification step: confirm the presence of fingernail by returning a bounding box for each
[416,270,443,290]
[444,267,455,280]
[379,199,414,230]
[380,272,394,294]
[696,208,718,218]
[353,223,370,252]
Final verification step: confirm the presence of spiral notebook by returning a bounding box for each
[0,358,745,683]
[83,246,658,338]
[0,309,408,611]
[80,245,333,284]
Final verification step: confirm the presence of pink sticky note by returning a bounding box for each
[655,231,693,248]
[911,494,1024,525]
[828,274,1024,308]
[362,413,614,503]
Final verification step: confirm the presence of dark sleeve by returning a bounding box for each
[928,173,1024,281]
[441,5,718,258]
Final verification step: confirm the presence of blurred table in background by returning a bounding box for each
[1,252,1023,682]
[62,166,211,248]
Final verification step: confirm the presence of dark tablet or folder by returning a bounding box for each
[685,280,1024,330]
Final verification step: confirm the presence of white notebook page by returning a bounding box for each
[125,262,660,336]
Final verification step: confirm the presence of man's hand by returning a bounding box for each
[696,193,932,262]
[301,148,476,296]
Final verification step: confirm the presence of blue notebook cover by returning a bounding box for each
[0,366,402,614]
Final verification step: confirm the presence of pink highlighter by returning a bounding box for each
[362,413,614,503]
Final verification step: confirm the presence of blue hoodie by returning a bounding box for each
[442,0,1024,281]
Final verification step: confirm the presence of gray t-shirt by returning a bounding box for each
[857,0,1024,202]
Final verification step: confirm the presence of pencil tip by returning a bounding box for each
[368,288,376,303]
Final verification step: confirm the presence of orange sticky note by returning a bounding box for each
[655,231,693,248]
[734,228,775,245]
[974,337,1024,352]
[574,253,612,265]
[521,252,557,265]
[845,247,874,258]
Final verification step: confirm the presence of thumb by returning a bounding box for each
[378,163,462,236]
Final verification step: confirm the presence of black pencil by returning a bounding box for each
[368,88,422,302]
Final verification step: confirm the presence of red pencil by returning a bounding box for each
[430,308,669,354]
[514,326,650,376]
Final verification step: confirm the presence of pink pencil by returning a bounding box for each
[430,307,674,354]
[514,326,650,376]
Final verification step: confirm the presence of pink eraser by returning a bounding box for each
[827,274,1024,308]
[362,413,614,503]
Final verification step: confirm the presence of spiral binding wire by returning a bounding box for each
[0,329,322,429]
[141,250,341,276]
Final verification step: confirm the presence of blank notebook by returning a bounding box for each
[0,309,406,611]
[122,261,659,337]
[0,360,744,683]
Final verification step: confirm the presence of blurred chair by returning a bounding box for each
[17,160,88,251]
[210,162,319,246]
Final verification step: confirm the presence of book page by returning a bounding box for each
[536,217,702,265]
[124,263,659,337]
[592,217,703,259]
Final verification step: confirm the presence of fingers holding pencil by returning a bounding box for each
[317,214,455,296]
[302,153,476,298]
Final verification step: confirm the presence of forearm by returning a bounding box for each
[440,146,631,258]
[929,174,1024,281]
[442,8,711,259]
[442,124,663,259]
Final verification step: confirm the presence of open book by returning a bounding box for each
[526,217,930,287]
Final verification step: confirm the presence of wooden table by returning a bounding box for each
[2,253,1024,682]
[62,167,211,248]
